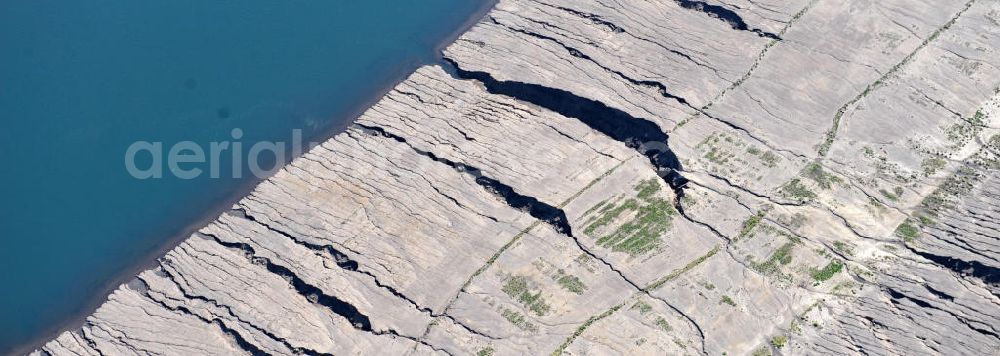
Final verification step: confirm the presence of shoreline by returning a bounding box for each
[7,1,496,354]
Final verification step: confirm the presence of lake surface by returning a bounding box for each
[0,1,490,352]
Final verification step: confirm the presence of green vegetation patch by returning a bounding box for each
[879,186,904,202]
[811,261,843,282]
[645,245,720,290]
[501,308,538,332]
[574,254,598,273]
[869,197,885,210]
[745,144,780,168]
[894,221,920,241]
[477,347,495,356]
[921,157,947,176]
[771,335,788,348]
[946,110,986,147]
[580,198,610,217]
[738,210,767,240]
[704,146,734,164]
[803,162,842,189]
[921,166,981,216]
[550,303,624,356]
[750,242,795,276]
[818,113,841,157]
[630,301,653,315]
[557,274,587,295]
[780,178,816,201]
[536,263,590,295]
[583,179,676,256]
[832,241,855,256]
[720,295,737,307]
[635,178,661,200]
[654,317,672,332]
[760,151,781,168]
[879,189,897,201]
[501,275,551,316]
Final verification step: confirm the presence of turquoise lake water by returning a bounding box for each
[0,1,489,351]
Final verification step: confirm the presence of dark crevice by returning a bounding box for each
[440,58,689,195]
[536,2,724,78]
[697,109,808,160]
[76,327,106,356]
[543,5,624,33]
[137,272,272,356]
[156,252,336,356]
[862,315,891,331]
[227,209,502,342]
[909,248,1000,284]
[203,233,374,331]
[924,285,956,302]
[200,235,454,354]
[925,225,1000,262]
[230,208,358,271]
[161,304,269,356]
[358,119,705,349]
[91,324,153,355]
[698,170,805,207]
[335,131,505,225]
[212,320,271,356]
[477,175,573,235]
[355,123,573,236]
[673,0,780,39]
[230,210,415,304]
[886,288,933,309]
[363,120,705,352]
[885,286,1000,339]
[488,16,699,111]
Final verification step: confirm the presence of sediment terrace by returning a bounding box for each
[34,0,1000,355]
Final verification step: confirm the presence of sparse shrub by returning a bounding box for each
[720,295,736,306]
[879,189,899,201]
[760,151,781,168]
[751,242,795,276]
[771,335,788,348]
[738,210,766,239]
[501,276,550,316]
[655,317,672,332]
[895,221,920,241]
[500,308,537,332]
[630,301,653,315]
[832,241,854,256]
[780,179,816,200]
[803,162,841,189]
